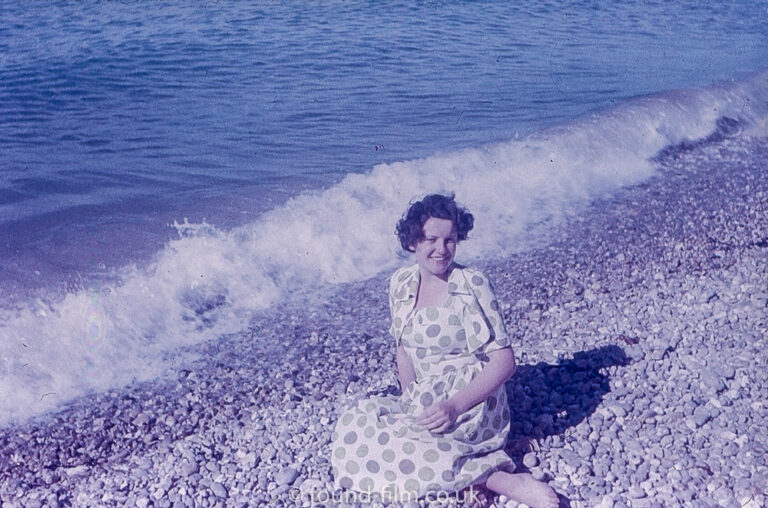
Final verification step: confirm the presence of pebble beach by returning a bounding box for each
[1,134,767,507]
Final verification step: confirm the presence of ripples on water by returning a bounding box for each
[3,1,767,213]
[1,0,767,304]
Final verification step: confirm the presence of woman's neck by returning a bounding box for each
[418,263,454,283]
[414,265,453,309]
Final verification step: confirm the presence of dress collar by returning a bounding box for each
[394,263,473,306]
[390,263,493,351]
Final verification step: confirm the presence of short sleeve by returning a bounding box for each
[465,270,511,355]
[388,272,399,342]
[388,267,413,346]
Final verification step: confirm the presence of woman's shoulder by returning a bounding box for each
[453,265,492,286]
[390,263,416,279]
[389,263,418,291]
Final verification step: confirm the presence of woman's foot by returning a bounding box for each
[485,471,559,508]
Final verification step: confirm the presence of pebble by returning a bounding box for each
[714,363,736,380]
[275,466,299,486]
[180,460,198,476]
[699,369,727,394]
[260,445,277,462]
[577,442,595,458]
[210,482,227,499]
[522,453,539,468]
[692,406,711,427]
[607,404,627,418]
[599,494,615,508]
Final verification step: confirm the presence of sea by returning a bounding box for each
[1,0,767,425]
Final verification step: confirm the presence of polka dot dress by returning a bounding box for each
[331,265,515,499]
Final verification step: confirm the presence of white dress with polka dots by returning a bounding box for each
[331,264,514,499]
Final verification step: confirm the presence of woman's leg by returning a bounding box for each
[485,470,559,508]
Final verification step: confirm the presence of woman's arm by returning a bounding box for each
[415,346,516,432]
[396,344,417,391]
[450,346,516,414]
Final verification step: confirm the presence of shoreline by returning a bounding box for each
[2,135,767,507]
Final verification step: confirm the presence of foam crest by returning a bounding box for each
[1,70,767,425]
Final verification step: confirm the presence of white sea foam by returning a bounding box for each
[1,70,767,426]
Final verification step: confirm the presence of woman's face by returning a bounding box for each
[411,217,458,280]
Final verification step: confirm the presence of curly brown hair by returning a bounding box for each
[395,193,474,252]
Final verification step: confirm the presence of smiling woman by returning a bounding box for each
[411,217,457,283]
[330,194,559,508]
[396,194,473,300]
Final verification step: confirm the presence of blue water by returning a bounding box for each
[1,0,768,424]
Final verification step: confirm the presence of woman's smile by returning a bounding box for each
[412,217,457,279]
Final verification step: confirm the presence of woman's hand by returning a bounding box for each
[415,400,459,433]
[415,347,516,434]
